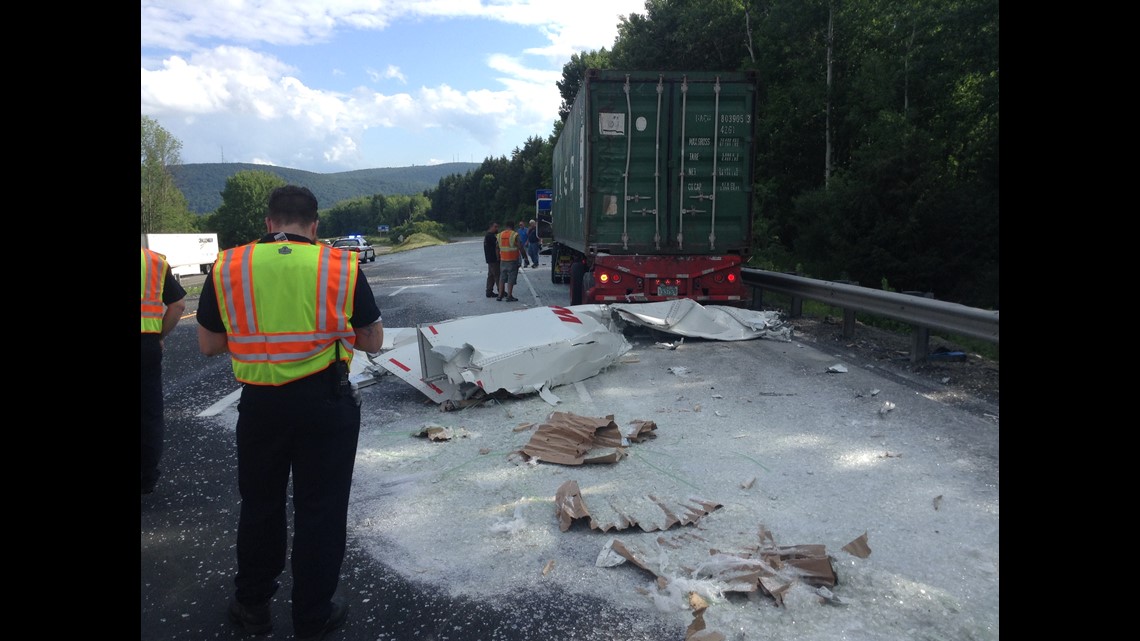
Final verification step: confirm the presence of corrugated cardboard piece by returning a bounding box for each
[514,411,657,466]
[595,526,839,606]
[554,479,722,533]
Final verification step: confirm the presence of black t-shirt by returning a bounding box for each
[196,233,381,334]
[483,231,499,264]
[163,267,187,305]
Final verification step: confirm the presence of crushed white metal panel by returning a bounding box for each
[373,341,461,401]
[376,305,631,404]
[610,299,793,341]
[349,327,420,388]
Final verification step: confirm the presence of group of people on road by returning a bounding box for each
[142,185,383,641]
[484,218,542,302]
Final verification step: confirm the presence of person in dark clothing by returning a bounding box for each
[141,247,187,495]
[483,221,500,297]
[197,185,383,641]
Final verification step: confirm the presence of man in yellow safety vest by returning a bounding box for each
[197,185,383,641]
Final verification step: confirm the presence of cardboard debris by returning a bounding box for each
[594,525,838,606]
[842,532,872,558]
[515,412,657,466]
[685,596,726,641]
[555,479,722,533]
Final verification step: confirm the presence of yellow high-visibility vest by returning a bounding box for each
[213,240,359,386]
[141,248,168,334]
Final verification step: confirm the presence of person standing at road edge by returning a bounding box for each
[196,185,383,641]
[483,221,501,297]
[516,220,531,267]
[498,222,521,302]
[141,247,187,495]
[526,219,540,268]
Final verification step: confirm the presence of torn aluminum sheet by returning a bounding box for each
[377,305,631,404]
[610,299,793,341]
[555,479,722,533]
[348,326,421,388]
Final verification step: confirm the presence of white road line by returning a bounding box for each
[198,388,241,417]
[386,283,441,297]
[517,266,540,302]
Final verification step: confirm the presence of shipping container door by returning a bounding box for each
[586,72,754,256]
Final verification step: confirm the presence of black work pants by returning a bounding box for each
[232,369,361,636]
[140,334,164,491]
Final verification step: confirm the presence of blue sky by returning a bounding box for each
[141,1,648,173]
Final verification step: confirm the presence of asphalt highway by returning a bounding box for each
[141,239,999,641]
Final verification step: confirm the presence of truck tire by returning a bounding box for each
[570,259,586,305]
[551,245,563,284]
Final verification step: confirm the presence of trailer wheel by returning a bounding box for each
[570,259,586,305]
[551,246,565,284]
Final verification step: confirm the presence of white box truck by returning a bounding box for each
[141,233,219,279]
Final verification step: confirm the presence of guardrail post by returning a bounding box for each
[784,272,803,317]
[749,284,764,310]
[835,280,858,338]
[903,291,934,363]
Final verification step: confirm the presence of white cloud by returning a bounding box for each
[140,0,647,170]
[367,64,407,84]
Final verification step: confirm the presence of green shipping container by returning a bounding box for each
[552,70,757,260]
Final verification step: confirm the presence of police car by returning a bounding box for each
[329,236,376,262]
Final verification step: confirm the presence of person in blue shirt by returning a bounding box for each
[516,220,531,268]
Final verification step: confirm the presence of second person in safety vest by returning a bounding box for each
[497,221,521,302]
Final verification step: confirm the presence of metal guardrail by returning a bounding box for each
[741,269,999,362]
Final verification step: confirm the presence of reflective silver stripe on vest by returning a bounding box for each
[315,246,352,333]
[227,336,356,363]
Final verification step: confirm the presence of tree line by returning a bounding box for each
[142,0,997,309]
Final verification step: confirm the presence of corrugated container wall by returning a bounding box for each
[552,70,757,258]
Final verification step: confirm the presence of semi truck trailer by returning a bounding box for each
[141,233,219,280]
[550,69,758,305]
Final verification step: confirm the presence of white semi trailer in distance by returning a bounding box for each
[141,233,219,280]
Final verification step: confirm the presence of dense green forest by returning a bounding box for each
[142,0,998,310]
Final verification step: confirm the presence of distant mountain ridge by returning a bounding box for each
[170,162,481,214]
